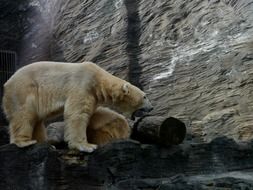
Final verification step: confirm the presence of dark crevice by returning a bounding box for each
[125,0,143,90]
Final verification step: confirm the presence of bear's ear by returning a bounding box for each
[122,83,129,95]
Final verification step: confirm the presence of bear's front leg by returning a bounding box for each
[64,96,97,153]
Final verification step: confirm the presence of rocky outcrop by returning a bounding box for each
[0,143,60,190]
[1,137,253,190]
[0,0,58,67]
[50,0,253,142]
[51,0,130,79]
[17,0,58,66]
[138,0,253,142]
[0,0,29,53]
[1,122,253,189]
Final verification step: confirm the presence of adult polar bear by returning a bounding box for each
[2,61,153,152]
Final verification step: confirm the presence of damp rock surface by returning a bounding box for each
[48,0,253,142]
[1,137,253,189]
[0,0,58,66]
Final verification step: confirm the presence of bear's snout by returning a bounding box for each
[145,107,153,112]
[143,97,153,110]
[131,106,153,120]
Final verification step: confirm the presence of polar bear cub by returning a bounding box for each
[48,107,131,146]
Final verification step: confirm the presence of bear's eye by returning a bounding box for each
[143,95,147,99]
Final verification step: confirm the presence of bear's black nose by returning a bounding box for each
[148,107,153,112]
[144,107,153,112]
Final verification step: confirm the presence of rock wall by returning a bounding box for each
[18,0,58,66]
[51,0,127,79]
[138,0,253,142]
[0,0,29,66]
[1,0,253,142]
[0,0,58,67]
[50,0,253,142]
[1,137,253,190]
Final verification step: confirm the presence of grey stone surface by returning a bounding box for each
[51,0,130,79]
[1,137,253,189]
[0,0,58,67]
[137,0,253,142]
[0,0,29,53]
[0,143,60,190]
[18,0,58,66]
[49,0,253,142]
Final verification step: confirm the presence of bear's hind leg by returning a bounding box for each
[9,113,37,147]
[32,121,47,143]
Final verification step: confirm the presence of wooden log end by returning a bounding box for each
[159,117,186,145]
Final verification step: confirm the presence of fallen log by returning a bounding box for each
[2,116,186,147]
[46,116,186,146]
[131,116,186,145]
[46,116,186,147]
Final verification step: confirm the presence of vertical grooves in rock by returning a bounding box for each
[125,0,143,89]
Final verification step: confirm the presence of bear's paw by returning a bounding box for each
[68,142,97,153]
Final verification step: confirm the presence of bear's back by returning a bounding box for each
[4,61,99,88]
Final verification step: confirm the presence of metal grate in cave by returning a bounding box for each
[0,50,17,125]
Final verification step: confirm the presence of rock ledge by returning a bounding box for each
[1,137,253,189]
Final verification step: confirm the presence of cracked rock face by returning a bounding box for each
[137,0,253,142]
[1,138,253,189]
[0,0,58,68]
[49,0,253,142]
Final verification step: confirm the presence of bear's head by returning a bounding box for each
[112,83,153,119]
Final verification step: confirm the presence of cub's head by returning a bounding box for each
[112,83,153,120]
